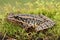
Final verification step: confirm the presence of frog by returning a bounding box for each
[7,13,55,32]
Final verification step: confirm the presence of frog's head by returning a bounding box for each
[7,13,19,23]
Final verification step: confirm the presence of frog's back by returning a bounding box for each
[7,14,55,32]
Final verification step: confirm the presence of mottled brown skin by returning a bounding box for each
[7,13,55,32]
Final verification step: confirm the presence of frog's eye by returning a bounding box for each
[14,16,19,19]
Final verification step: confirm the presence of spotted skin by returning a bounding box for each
[7,14,55,32]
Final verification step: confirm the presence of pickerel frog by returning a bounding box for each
[7,13,55,32]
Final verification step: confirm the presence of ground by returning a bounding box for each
[0,0,60,40]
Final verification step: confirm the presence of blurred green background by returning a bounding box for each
[0,0,60,40]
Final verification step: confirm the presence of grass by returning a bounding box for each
[0,0,60,40]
